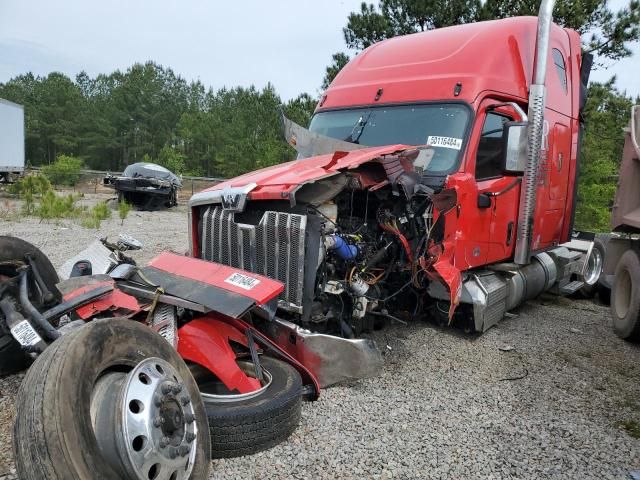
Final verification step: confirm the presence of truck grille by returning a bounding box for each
[200,206,307,312]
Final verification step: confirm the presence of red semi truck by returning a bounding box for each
[8,1,614,479]
[188,0,600,345]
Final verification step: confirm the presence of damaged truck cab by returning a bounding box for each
[189,3,598,337]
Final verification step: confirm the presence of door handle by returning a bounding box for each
[506,221,514,246]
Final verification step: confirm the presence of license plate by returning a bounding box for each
[224,272,261,291]
[10,320,42,347]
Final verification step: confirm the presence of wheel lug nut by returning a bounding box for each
[153,416,163,428]
[179,395,190,406]
[161,382,173,395]
[159,437,170,448]
[153,394,162,407]
[172,384,182,394]
[179,445,190,457]
[168,447,178,459]
[185,413,195,424]
[185,432,196,443]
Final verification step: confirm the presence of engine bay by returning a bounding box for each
[196,147,463,338]
[298,162,440,336]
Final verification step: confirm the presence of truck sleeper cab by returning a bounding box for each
[189,8,599,338]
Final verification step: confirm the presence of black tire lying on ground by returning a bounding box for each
[13,318,211,479]
[194,356,302,459]
[611,249,640,341]
[0,236,61,376]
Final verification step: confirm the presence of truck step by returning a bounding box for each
[559,280,584,295]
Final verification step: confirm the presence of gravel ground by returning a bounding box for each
[1,198,640,479]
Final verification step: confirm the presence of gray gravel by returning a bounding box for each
[1,199,640,479]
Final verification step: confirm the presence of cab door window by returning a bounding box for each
[475,112,510,180]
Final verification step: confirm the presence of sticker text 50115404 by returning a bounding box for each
[427,136,463,150]
[224,272,261,290]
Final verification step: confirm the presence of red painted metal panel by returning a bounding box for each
[177,317,261,394]
[321,17,576,119]
[63,280,142,319]
[197,145,409,199]
[147,252,283,305]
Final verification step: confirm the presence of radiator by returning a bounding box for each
[200,206,307,312]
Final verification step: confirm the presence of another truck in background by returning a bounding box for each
[0,98,25,183]
[602,105,640,341]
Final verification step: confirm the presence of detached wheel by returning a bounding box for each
[192,356,302,458]
[611,250,640,341]
[13,319,211,479]
[0,236,60,375]
[580,235,607,298]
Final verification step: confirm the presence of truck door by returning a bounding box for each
[468,102,524,264]
[529,116,572,250]
[548,123,571,205]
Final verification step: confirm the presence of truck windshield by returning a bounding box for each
[308,104,469,174]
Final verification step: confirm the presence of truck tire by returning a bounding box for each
[580,235,608,298]
[0,236,60,301]
[194,356,302,458]
[13,318,211,480]
[611,250,640,341]
[0,236,61,375]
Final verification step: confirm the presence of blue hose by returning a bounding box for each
[328,235,358,260]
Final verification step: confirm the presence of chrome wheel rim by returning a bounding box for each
[584,247,603,286]
[197,360,272,404]
[91,357,198,480]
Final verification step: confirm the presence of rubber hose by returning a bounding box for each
[19,271,60,340]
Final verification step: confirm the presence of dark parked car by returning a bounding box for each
[104,162,181,209]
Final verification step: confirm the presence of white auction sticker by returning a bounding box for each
[10,320,42,347]
[427,136,463,150]
[225,272,261,290]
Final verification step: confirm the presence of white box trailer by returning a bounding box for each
[0,98,25,182]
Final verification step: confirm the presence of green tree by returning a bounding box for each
[156,145,187,175]
[338,0,640,62]
[322,53,351,90]
[481,0,640,62]
[575,80,638,231]
[41,154,84,187]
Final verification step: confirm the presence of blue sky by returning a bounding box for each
[0,0,637,100]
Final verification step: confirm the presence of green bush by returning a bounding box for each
[9,175,53,215]
[41,155,84,187]
[156,146,186,175]
[37,190,81,221]
[118,200,132,225]
[7,172,114,230]
[82,202,111,229]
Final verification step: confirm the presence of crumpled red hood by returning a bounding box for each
[201,145,409,200]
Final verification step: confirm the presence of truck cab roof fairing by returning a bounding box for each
[321,16,578,120]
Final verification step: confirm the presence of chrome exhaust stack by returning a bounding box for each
[514,0,556,264]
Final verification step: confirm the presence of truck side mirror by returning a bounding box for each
[502,122,528,174]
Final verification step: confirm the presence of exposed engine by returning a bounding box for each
[196,148,451,337]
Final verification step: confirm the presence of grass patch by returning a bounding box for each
[618,419,640,438]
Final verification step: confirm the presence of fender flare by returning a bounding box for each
[177,317,261,394]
